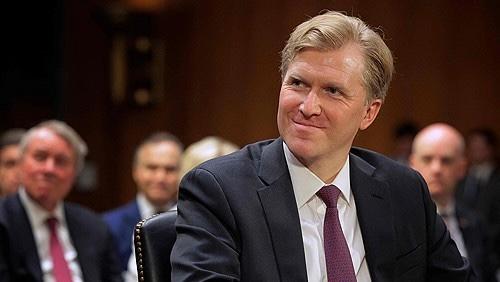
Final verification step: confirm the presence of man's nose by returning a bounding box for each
[430,159,442,173]
[153,168,171,180]
[42,158,56,172]
[299,90,321,117]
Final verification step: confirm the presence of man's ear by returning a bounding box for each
[456,157,468,179]
[360,99,382,130]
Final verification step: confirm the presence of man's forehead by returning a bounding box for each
[138,142,181,161]
[0,145,19,162]
[27,129,74,155]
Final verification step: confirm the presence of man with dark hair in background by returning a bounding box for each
[0,128,26,196]
[391,121,419,165]
[103,132,183,278]
[456,128,500,279]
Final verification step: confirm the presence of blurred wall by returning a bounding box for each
[1,0,498,211]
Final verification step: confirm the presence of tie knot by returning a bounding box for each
[316,185,341,207]
[440,212,450,219]
[46,217,58,231]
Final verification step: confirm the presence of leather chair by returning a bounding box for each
[134,210,177,282]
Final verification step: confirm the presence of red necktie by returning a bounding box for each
[46,217,73,282]
[317,185,356,282]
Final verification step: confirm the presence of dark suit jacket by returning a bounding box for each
[456,203,497,282]
[0,193,123,282]
[103,200,141,271]
[171,138,471,281]
[456,168,500,273]
[456,168,500,228]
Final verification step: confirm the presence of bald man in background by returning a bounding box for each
[411,123,496,281]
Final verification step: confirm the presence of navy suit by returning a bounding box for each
[456,168,500,274]
[0,193,122,282]
[103,200,141,271]
[172,138,472,281]
[456,203,497,282]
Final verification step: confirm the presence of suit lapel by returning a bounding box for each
[65,205,97,282]
[349,153,396,281]
[10,195,43,281]
[256,139,308,281]
[125,201,141,229]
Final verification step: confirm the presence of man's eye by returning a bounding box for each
[146,165,158,170]
[290,79,304,87]
[326,87,339,95]
[33,153,47,162]
[441,158,453,166]
[55,156,70,168]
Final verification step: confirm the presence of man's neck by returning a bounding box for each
[297,152,350,184]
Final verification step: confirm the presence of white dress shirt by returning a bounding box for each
[284,143,371,282]
[19,188,84,282]
[136,192,176,219]
[437,201,468,258]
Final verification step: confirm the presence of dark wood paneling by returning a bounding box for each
[3,0,498,211]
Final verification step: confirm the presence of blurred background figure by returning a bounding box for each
[456,128,500,279]
[180,136,239,177]
[391,121,419,165]
[0,128,26,196]
[103,132,184,276]
[456,128,500,220]
[0,120,122,281]
[124,135,238,281]
[410,123,496,282]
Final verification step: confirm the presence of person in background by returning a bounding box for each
[0,120,122,281]
[390,121,419,165]
[171,11,471,281]
[456,128,500,222]
[456,128,500,279]
[103,132,183,277]
[410,123,496,281]
[125,136,238,281]
[180,136,239,177]
[0,128,26,196]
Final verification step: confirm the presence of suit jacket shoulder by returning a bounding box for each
[0,195,123,282]
[173,141,472,282]
[173,138,307,281]
[64,202,123,282]
[102,200,141,271]
[0,194,42,281]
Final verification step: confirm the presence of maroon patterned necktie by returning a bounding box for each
[46,217,73,282]
[316,185,356,282]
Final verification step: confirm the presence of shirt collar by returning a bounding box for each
[436,199,456,217]
[19,187,65,228]
[136,192,176,218]
[283,142,351,209]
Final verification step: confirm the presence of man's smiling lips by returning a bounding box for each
[291,117,327,129]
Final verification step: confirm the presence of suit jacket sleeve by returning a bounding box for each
[417,173,474,281]
[0,219,12,281]
[171,167,241,281]
[101,227,124,282]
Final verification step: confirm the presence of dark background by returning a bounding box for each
[1,0,498,211]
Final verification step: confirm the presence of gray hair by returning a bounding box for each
[20,120,88,173]
[280,11,394,102]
